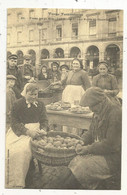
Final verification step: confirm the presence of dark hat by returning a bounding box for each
[80,87,106,107]
[24,54,31,60]
[60,64,69,70]
[41,65,47,69]
[7,75,17,80]
[98,61,108,68]
[51,62,59,67]
[8,54,18,60]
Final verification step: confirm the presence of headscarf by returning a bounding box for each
[80,87,113,141]
[80,87,106,107]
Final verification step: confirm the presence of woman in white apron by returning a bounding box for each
[62,58,91,105]
[5,83,48,188]
[56,58,91,134]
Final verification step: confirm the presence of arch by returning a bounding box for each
[70,47,81,58]
[85,45,99,70]
[54,48,64,58]
[41,49,50,59]
[104,44,120,69]
[16,50,24,65]
[28,49,36,66]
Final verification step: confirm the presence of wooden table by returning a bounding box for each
[46,109,93,130]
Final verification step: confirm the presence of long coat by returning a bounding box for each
[81,99,122,173]
[7,66,23,99]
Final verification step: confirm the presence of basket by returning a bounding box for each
[31,131,83,166]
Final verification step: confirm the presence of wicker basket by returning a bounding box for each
[31,131,83,166]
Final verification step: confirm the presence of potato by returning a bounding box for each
[38,140,47,146]
[56,135,61,138]
[53,141,62,147]
[61,143,67,147]
[63,147,67,149]
[67,142,74,147]
[68,146,75,149]
[47,137,54,143]
[45,143,54,148]
[78,140,84,146]
[38,148,45,153]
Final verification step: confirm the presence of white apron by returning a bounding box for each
[62,85,85,105]
[5,123,39,188]
[62,85,85,135]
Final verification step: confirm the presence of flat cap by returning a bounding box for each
[24,54,31,60]
[7,75,17,80]
[8,54,18,60]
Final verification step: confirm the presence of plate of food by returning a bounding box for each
[46,101,71,111]
[46,102,64,111]
[68,106,91,114]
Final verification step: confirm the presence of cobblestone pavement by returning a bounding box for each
[26,159,121,190]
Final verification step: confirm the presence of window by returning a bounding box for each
[17,13,22,21]
[17,31,22,43]
[7,34,10,45]
[108,17,117,37]
[89,19,96,36]
[41,29,47,41]
[29,30,34,42]
[56,25,62,41]
[72,23,78,39]
[29,10,35,19]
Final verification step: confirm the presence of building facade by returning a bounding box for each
[7,8,123,74]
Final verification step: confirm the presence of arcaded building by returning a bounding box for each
[7,8,123,73]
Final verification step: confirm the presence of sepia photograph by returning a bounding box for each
[5,8,123,190]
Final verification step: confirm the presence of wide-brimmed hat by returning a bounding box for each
[80,87,106,107]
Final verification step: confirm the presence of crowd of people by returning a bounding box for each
[5,53,122,189]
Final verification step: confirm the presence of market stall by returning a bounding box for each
[46,109,93,130]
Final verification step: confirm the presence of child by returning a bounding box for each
[6,75,17,132]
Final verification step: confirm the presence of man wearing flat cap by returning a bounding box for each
[52,87,122,190]
[6,75,17,131]
[19,54,34,86]
[7,54,23,99]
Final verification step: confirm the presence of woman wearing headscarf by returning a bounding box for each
[38,65,51,80]
[92,61,120,105]
[5,83,48,188]
[52,87,122,189]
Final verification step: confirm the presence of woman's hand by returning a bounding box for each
[26,129,39,138]
[75,144,89,155]
[26,129,47,138]
[24,75,31,80]
[104,89,112,95]
[37,129,47,136]
[51,81,61,86]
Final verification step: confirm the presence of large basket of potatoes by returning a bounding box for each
[31,131,84,166]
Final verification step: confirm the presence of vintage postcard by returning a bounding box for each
[0,0,127,194]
